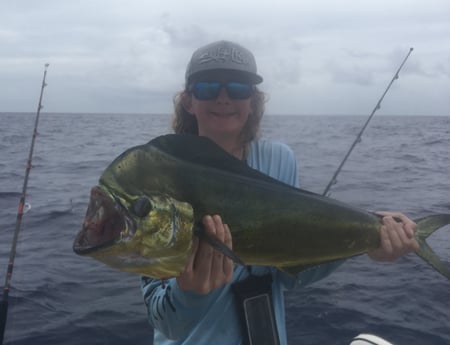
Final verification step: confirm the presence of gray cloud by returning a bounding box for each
[1,0,449,115]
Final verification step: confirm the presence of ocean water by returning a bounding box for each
[0,113,449,345]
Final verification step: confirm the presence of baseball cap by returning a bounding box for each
[185,40,263,85]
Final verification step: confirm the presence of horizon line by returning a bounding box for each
[1,111,449,117]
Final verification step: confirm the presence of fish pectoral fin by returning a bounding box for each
[194,224,245,266]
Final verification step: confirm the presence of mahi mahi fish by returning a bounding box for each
[73,134,450,280]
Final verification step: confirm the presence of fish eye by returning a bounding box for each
[132,197,153,217]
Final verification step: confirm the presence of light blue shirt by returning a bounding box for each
[141,140,341,345]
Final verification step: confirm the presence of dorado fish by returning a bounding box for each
[73,134,450,280]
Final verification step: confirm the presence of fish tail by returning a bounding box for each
[414,214,450,279]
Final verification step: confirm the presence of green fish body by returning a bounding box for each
[73,134,450,280]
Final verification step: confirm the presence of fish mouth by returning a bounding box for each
[73,186,132,255]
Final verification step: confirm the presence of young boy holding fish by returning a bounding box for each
[141,40,419,345]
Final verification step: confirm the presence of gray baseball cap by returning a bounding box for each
[185,40,263,85]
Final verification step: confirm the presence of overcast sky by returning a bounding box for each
[1,0,449,115]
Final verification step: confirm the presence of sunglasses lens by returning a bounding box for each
[191,82,253,100]
[192,82,221,100]
[226,82,253,99]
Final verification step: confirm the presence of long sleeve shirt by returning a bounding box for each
[141,140,342,345]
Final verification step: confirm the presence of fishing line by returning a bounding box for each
[322,48,414,197]
[0,63,50,345]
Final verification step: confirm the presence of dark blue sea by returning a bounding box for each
[1,113,449,345]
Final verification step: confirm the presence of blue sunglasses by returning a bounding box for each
[190,82,253,100]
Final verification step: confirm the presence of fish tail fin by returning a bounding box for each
[194,224,246,266]
[414,214,450,279]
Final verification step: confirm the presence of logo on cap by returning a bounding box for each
[198,46,250,66]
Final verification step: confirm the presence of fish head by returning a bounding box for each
[73,185,195,278]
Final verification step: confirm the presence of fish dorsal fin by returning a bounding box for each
[148,134,299,189]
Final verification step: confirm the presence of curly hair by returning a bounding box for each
[171,87,266,146]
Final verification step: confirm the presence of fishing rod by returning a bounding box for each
[322,48,414,197]
[0,63,50,345]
